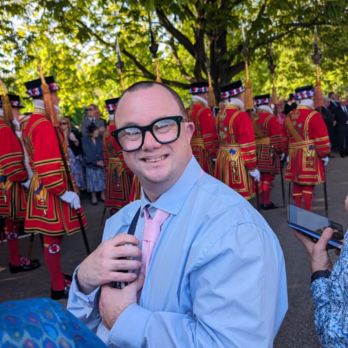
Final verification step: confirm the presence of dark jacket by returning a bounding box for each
[82,136,104,169]
[329,101,347,125]
[80,117,106,137]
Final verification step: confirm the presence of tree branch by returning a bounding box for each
[156,8,195,57]
[74,19,112,46]
[168,37,192,81]
[122,48,190,88]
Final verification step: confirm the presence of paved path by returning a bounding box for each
[1,156,347,347]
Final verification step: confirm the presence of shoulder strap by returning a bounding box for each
[228,109,241,135]
[128,207,141,235]
[285,111,303,142]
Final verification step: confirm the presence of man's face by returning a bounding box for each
[87,105,100,118]
[116,85,194,197]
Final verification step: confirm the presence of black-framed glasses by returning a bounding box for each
[112,116,184,152]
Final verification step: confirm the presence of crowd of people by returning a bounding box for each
[1,75,348,347]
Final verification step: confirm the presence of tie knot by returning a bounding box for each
[153,208,169,224]
[143,207,169,243]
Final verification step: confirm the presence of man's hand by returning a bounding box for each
[77,234,142,294]
[99,273,145,330]
[294,228,334,273]
[96,160,104,167]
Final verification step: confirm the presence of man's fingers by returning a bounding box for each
[130,272,145,292]
[294,231,314,253]
[316,228,334,250]
[108,271,138,283]
[111,244,142,259]
[111,259,142,271]
[110,233,139,247]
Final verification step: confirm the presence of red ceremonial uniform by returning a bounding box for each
[254,110,286,174]
[214,106,257,199]
[285,105,330,210]
[129,175,141,202]
[103,123,133,210]
[22,113,87,235]
[254,110,287,207]
[0,118,27,220]
[189,102,218,175]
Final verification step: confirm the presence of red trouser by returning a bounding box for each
[260,173,275,205]
[4,219,21,266]
[43,235,65,291]
[292,183,315,211]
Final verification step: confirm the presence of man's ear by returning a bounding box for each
[184,121,195,141]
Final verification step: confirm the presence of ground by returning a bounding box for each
[1,156,347,348]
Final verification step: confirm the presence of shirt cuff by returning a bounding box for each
[109,303,151,347]
[69,269,101,314]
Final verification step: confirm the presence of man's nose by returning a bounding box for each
[142,129,161,150]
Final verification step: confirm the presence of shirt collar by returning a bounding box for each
[139,156,203,216]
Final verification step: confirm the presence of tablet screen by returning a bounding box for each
[287,204,344,242]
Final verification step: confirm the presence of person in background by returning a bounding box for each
[80,104,106,138]
[215,80,259,200]
[0,94,40,273]
[68,81,287,347]
[328,92,348,158]
[187,81,219,175]
[23,76,87,300]
[285,85,330,211]
[321,97,336,157]
[59,117,85,191]
[253,94,286,209]
[82,123,105,205]
[103,98,133,215]
[295,194,348,347]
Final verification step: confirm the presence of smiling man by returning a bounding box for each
[68,81,288,347]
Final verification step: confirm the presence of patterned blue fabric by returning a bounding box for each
[85,167,105,193]
[311,232,348,347]
[0,298,106,348]
[68,147,86,191]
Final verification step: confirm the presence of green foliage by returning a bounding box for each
[0,0,347,123]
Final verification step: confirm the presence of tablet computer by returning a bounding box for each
[287,204,344,250]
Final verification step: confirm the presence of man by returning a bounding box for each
[0,94,40,272]
[68,81,287,347]
[22,76,87,299]
[295,194,348,346]
[285,85,330,211]
[321,96,336,155]
[328,91,347,157]
[187,81,218,175]
[214,80,260,200]
[253,94,286,209]
[103,98,133,215]
[80,103,106,137]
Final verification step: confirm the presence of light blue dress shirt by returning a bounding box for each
[68,157,288,347]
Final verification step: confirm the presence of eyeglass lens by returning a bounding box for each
[115,116,182,152]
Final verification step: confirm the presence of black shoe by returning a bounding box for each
[261,202,279,210]
[51,283,70,300]
[9,258,40,273]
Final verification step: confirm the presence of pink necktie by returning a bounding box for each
[141,207,169,274]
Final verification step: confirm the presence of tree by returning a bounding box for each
[0,0,347,119]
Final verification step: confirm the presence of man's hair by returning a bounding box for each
[328,92,335,98]
[119,81,187,118]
